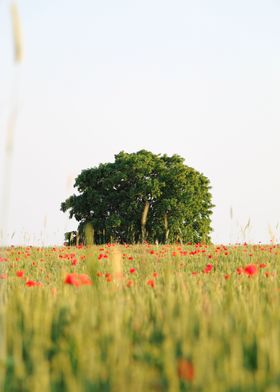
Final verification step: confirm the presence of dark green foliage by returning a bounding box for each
[61,150,214,244]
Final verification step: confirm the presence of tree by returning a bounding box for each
[61,150,214,244]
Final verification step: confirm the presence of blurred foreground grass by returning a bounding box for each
[0,243,280,391]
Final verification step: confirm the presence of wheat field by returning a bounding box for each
[0,242,279,391]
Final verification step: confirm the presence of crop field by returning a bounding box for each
[0,242,280,391]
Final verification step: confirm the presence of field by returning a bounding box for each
[0,242,280,391]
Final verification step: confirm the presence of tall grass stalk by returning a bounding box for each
[0,1,23,385]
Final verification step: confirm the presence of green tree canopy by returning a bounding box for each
[61,150,214,244]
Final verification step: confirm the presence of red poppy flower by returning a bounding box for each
[244,264,258,276]
[127,280,133,287]
[78,274,92,285]
[147,279,155,288]
[203,263,213,273]
[177,359,195,382]
[25,280,43,287]
[64,273,92,286]
[105,273,112,282]
[64,273,80,286]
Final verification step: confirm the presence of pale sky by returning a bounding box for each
[1,0,280,245]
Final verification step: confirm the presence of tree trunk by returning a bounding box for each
[85,223,94,245]
[141,201,149,243]
[164,213,169,243]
